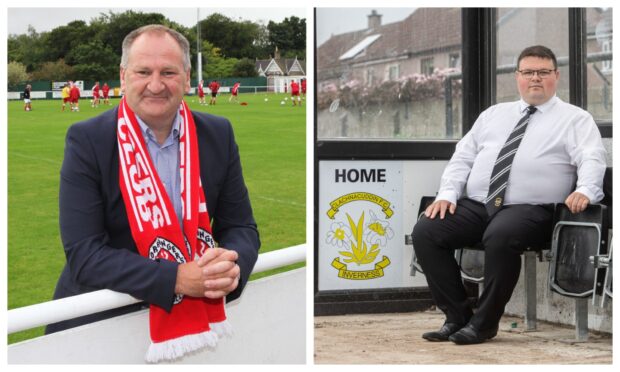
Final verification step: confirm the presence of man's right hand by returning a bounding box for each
[424,200,456,220]
[175,261,207,298]
[197,247,240,299]
[174,248,241,299]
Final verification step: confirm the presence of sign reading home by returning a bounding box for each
[319,161,403,291]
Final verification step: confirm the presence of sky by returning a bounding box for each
[6,5,415,49]
[315,8,415,46]
[7,7,307,36]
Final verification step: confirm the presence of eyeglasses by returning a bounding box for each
[516,69,557,79]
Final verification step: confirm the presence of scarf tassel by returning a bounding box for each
[145,330,218,363]
[210,319,233,338]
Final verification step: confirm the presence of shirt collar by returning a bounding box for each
[519,95,558,114]
[136,113,181,146]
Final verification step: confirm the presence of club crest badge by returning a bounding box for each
[325,192,393,280]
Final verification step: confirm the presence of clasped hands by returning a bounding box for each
[175,247,240,299]
[424,191,590,220]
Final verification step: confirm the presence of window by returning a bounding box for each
[365,68,375,86]
[449,53,460,68]
[316,8,463,140]
[496,8,569,104]
[388,64,400,80]
[420,57,435,75]
[586,8,612,122]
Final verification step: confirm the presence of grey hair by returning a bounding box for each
[120,24,191,71]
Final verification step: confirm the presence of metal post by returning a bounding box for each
[393,110,401,137]
[575,298,589,341]
[569,8,587,110]
[444,77,453,138]
[524,251,537,331]
[340,113,348,137]
[197,8,202,85]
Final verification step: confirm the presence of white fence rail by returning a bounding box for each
[8,244,306,334]
[9,267,306,364]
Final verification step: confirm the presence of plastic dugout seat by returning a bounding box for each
[548,167,612,341]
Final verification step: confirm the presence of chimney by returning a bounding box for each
[274,46,281,60]
[368,9,382,30]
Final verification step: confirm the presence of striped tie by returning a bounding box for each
[485,105,537,217]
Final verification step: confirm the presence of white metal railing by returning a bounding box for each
[8,244,305,334]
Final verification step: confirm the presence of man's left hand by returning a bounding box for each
[565,191,590,214]
[196,247,240,299]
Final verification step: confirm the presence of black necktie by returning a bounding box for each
[485,105,537,217]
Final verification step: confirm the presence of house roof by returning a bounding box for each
[318,7,613,82]
[339,34,382,60]
[256,56,306,76]
[318,8,461,69]
[282,58,306,75]
[255,59,271,72]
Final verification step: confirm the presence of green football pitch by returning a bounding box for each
[7,93,306,343]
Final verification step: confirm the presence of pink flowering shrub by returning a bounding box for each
[317,68,462,110]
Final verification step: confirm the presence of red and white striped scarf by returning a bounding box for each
[117,97,229,362]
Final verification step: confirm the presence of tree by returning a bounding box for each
[233,58,258,77]
[253,23,272,59]
[8,61,29,87]
[44,21,93,62]
[267,17,306,60]
[30,59,75,81]
[202,41,238,78]
[7,10,276,82]
[206,58,238,78]
[199,13,261,59]
[66,40,119,80]
[7,26,48,72]
[93,11,170,57]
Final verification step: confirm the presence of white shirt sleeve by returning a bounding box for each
[435,117,481,205]
[566,112,607,203]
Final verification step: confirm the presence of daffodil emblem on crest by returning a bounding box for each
[326,221,351,248]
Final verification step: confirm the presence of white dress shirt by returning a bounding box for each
[436,95,606,206]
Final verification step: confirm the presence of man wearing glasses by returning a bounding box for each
[412,45,606,345]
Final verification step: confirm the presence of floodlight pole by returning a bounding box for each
[197,8,203,85]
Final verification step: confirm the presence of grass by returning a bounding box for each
[7,93,306,343]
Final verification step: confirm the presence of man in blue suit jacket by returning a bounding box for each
[46,25,259,333]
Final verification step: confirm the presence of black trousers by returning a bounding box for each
[412,198,553,331]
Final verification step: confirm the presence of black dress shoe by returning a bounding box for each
[448,324,498,345]
[422,322,464,342]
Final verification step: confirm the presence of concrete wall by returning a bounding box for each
[8,268,306,364]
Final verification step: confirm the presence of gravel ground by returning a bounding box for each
[314,310,612,364]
